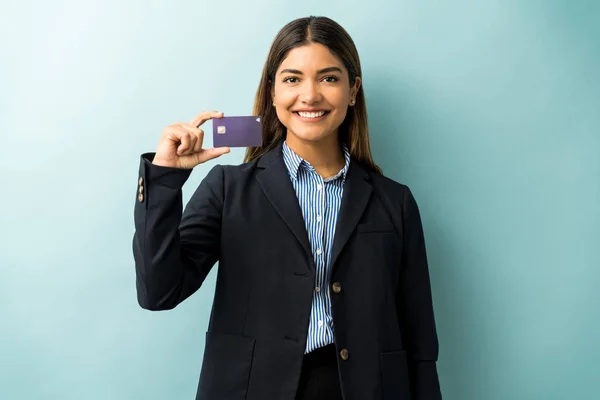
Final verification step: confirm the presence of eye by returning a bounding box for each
[322,75,339,83]
[283,76,300,83]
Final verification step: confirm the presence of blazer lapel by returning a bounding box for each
[255,143,314,269]
[330,162,373,273]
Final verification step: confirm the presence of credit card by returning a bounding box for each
[212,115,263,148]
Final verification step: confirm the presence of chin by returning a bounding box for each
[287,127,335,143]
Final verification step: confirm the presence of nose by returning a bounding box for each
[301,81,322,104]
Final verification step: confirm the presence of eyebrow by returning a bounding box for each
[279,66,343,75]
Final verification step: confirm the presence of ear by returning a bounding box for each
[350,76,362,99]
[269,80,275,104]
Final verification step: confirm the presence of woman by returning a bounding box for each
[133,16,442,400]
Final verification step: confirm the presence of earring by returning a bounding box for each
[272,102,276,107]
[350,99,356,106]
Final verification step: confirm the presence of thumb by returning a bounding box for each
[197,147,231,163]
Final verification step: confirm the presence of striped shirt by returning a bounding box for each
[281,141,351,354]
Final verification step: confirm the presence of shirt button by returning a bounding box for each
[317,184,322,190]
[318,320,324,327]
[316,215,322,222]
[332,282,341,294]
[340,348,349,360]
[316,249,323,255]
[315,286,321,293]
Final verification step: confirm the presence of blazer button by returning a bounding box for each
[138,177,144,185]
[340,348,349,360]
[332,282,342,294]
[138,193,144,203]
[138,185,144,194]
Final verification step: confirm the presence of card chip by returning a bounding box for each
[217,125,226,134]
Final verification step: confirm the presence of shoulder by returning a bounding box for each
[220,157,261,177]
[203,156,263,189]
[360,165,420,217]
[214,144,283,181]
[358,163,410,201]
[369,171,408,196]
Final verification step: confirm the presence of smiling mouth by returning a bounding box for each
[294,111,330,120]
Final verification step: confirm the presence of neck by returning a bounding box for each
[285,133,345,178]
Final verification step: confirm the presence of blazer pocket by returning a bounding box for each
[357,222,395,234]
[381,350,411,400]
[197,331,256,400]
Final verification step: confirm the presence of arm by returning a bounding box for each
[132,153,224,311]
[397,186,442,399]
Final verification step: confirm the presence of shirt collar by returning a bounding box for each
[282,141,351,182]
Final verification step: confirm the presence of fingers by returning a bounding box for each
[157,111,229,169]
[168,122,228,162]
[176,132,192,155]
[166,124,194,156]
[189,110,224,128]
[176,123,204,155]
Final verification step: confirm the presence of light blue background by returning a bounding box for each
[1,1,598,399]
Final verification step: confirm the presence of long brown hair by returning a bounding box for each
[243,16,382,174]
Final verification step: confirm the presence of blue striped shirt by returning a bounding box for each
[282,141,351,354]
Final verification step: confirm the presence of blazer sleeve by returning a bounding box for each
[132,153,223,311]
[397,186,442,399]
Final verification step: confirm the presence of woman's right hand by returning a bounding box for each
[152,110,231,169]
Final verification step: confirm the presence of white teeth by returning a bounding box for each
[297,111,326,118]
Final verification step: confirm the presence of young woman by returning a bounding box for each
[133,16,442,400]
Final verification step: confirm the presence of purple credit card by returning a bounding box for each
[213,116,263,148]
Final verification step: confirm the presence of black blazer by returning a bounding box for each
[133,142,442,400]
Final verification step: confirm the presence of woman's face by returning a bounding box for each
[271,43,361,145]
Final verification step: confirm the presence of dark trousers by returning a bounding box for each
[295,344,343,400]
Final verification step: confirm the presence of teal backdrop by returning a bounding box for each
[1,1,598,399]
